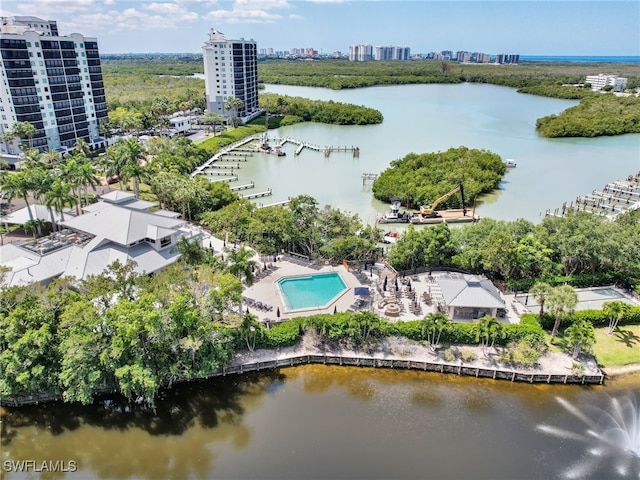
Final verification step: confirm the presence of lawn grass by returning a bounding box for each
[592,324,640,368]
[544,324,640,369]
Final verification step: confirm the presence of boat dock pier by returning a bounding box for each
[257,199,290,208]
[208,163,241,170]
[190,136,256,178]
[241,188,272,200]
[208,176,238,183]
[203,170,237,176]
[231,181,256,192]
[546,172,640,220]
[271,137,360,158]
[362,173,378,185]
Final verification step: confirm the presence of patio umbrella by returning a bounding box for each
[394,277,399,290]
[276,307,281,319]
[383,277,388,291]
[334,305,337,314]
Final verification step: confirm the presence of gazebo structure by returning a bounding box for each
[436,273,505,321]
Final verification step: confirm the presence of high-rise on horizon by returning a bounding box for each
[0,15,108,154]
[202,29,260,121]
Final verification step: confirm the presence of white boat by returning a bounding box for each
[382,231,399,244]
[505,159,517,167]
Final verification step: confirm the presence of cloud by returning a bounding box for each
[144,2,200,21]
[203,0,292,24]
[13,0,96,15]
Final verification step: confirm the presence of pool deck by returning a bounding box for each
[242,258,525,325]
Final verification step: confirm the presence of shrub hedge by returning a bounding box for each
[256,318,304,349]
[508,272,625,292]
[249,313,548,350]
[530,307,640,331]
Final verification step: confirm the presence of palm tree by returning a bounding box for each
[121,161,148,199]
[57,157,83,215]
[420,312,450,351]
[224,97,244,127]
[118,138,147,197]
[564,319,596,359]
[238,312,261,352]
[201,112,226,136]
[101,146,126,191]
[73,138,92,158]
[473,316,504,356]
[225,246,258,286]
[173,237,206,265]
[44,179,75,225]
[8,121,37,150]
[41,149,62,166]
[2,171,36,228]
[547,285,579,337]
[77,160,99,206]
[529,281,552,321]
[602,300,631,335]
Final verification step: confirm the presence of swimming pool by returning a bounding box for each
[277,272,348,311]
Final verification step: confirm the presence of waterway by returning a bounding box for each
[219,83,640,224]
[3,83,640,479]
[2,367,639,479]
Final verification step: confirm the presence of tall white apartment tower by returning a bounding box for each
[202,29,260,121]
[0,16,108,154]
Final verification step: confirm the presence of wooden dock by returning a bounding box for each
[271,137,360,158]
[362,173,378,185]
[207,176,238,183]
[190,135,257,178]
[217,156,248,162]
[546,172,640,220]
[204,170,237,176]
[257,199,290,208]
[241,188,272,200]
[231,181,256,191]
[208,163,241,169]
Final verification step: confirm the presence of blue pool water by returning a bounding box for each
[278,273,348,310]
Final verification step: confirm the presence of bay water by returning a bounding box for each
[223,83,640,224]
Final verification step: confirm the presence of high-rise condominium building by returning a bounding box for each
[202,29,260,121]
[0,16,108,154]
[349,44,373,61]
[374,46,411,61]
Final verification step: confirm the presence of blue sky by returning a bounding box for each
[1,0,638,56]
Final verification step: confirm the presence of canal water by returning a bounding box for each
[2,367,639,479]
[223,83,640,223]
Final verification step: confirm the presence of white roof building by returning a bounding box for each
[585,74,628,92]
[0,190,210,287]
[436,273,506,320]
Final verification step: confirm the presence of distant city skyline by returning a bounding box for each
[1,1,638,56]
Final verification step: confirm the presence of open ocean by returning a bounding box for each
[521,55,639,63]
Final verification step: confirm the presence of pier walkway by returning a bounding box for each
[546,172,640,220]
[274,137,360,158]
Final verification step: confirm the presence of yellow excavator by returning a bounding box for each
[419,184,466,217]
